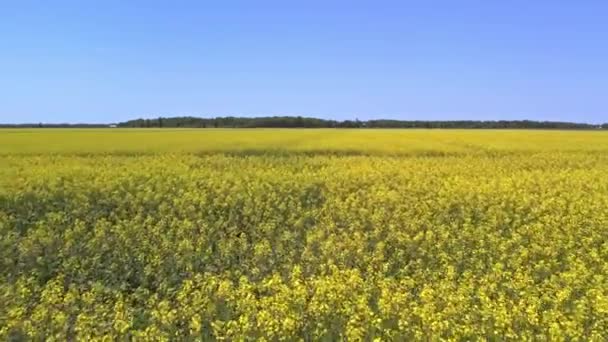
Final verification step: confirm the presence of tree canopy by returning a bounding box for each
[2,116,606,129]
[117,116,605,130]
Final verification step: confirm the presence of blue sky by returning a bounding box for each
[1,0,607,124]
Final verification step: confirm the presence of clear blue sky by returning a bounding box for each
[1,0,607,124]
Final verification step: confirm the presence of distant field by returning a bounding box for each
[1,129,608,340]
[2,128,608,155]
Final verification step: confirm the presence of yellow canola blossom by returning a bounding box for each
[1,129,608,340]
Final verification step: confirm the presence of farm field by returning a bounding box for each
[1,129,608,340]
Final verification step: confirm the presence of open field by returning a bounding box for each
[1,129,608,340]
[2,128,608,155]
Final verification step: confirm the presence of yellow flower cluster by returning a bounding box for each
[1,129,608,340]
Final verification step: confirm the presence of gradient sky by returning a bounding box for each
[1,0,607,124]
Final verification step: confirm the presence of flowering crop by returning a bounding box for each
[1,129,608,340]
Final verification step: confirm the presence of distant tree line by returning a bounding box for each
[0,123,109,128]
[2,117,607,129]
[117,116,607,130]
[365,120,607,130]
[117,116,338,128]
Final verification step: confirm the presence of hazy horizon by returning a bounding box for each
[1,115,606,126]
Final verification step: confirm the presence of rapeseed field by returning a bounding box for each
[1,129,607,340]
